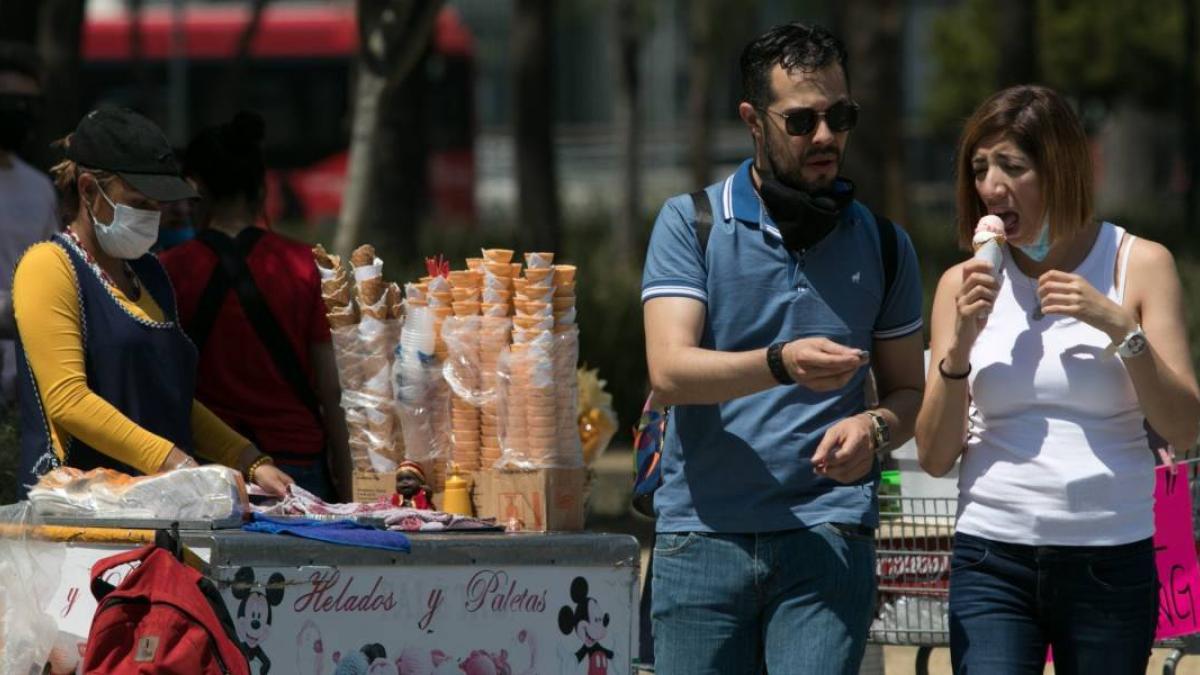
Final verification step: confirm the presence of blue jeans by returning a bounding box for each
[949,532,1158,674]
[651,524,877,675]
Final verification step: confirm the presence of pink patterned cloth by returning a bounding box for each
[253,485,497,531]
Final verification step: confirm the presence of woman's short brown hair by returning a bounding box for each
[954,85,1093,250]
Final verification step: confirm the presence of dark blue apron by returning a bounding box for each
[16,234,198,498]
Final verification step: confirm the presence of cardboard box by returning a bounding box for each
[475,467,588,532]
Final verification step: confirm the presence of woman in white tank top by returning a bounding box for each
[915,85,1200,674]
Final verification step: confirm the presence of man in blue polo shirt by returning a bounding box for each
[641,23,925,674]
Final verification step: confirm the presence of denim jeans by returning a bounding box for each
[949,532,1158,674]
[651,524,877,675]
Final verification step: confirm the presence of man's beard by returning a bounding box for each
[760,130,840,193]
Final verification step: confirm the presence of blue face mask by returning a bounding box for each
[155,225,195,251]
[1015,218,1051,262]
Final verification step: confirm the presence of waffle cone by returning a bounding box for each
[350,244,376,268]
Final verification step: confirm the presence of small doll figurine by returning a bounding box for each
[391,460,435,510]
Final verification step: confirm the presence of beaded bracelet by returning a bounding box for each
[245,455,275,483]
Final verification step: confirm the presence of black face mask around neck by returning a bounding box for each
[758,175,855,253]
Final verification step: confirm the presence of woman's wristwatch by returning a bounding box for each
[1113,325,1149,359]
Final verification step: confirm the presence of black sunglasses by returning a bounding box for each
[760,101,859,136]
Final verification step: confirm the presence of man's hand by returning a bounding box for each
[811,414,876,484]
[782,338,869,392]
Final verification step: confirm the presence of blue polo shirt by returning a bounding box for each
[641,159,923,533]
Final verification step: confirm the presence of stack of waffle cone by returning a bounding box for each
[448,270,482,471]
[550,264,580,464]
[479,313,510,467]
[314,245,358,326]
[476,250,514,467]
[504,253,553,464]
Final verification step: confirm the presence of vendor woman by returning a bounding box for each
[12,108,293,498]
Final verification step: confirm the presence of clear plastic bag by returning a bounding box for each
[495,327,583,470]
[26,466,247,521]
[0,502,65,673]
[332,310,404,475]
[394,305,450,489]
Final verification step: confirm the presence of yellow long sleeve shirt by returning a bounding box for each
[12,242,249,474]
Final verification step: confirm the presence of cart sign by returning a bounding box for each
[216,564,632,675]
[1153,465,1200,641]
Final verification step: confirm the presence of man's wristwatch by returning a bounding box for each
[863,410,890,453]
[766,342,794,385]
[1114,325,1149,359]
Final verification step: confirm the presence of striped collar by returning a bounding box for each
[721,160,783,241]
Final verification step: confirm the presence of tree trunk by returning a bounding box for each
[334,0,440,258]
[834,0,906,222]
[512,0,560,253]
[687,0,716,189]
[222,0,272,117]
[1183,0,1198,235]
[613,0,640,260]
[36,0,85,164]
[996,0,1038,87]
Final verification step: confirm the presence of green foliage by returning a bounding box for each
[925,0,1190,135]
[924,0,1000,134]
[1039,1,1183,105]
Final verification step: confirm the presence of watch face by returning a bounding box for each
[1127,333,1148,354]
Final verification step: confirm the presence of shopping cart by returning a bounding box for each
[869,494,956,675]
[870,453,1200,675]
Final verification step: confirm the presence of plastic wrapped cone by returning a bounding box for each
[350,244,376,268]
[524,252,554,268]
[452,287,481,302]
[552,264,576,284]
[482,248,514,264]
[524,267,553,284]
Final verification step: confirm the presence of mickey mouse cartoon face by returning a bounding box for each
[232,566,286,674]
[558,577,613,674]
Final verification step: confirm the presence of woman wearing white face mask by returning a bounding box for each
[10,107,294,498]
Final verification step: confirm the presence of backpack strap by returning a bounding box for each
[873,212,899,304]
[689,189,714,256]
[191,229,324,429]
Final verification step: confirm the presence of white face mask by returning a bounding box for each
[88,182,161,259]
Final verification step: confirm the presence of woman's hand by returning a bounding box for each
[236,446,295,497]
[946,259,1000,367]
[250,463,294,497]
[1037,270,1136,341]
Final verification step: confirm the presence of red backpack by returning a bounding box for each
[83,539,250,675]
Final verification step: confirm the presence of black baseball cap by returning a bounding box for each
[66,107,197,202]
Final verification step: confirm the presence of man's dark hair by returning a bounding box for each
[740,23,848,110]
[183,110,267,207]
[0,41,41,84]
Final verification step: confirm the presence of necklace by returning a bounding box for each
[63,228,141,299]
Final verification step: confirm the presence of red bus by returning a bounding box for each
[81,1,476,225]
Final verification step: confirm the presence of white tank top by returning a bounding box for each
[956,222,1152,545]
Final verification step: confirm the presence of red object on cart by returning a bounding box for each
[83,544,251,674]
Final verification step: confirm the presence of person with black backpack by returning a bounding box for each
[640,23,925,675]
[159,111,351,501]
